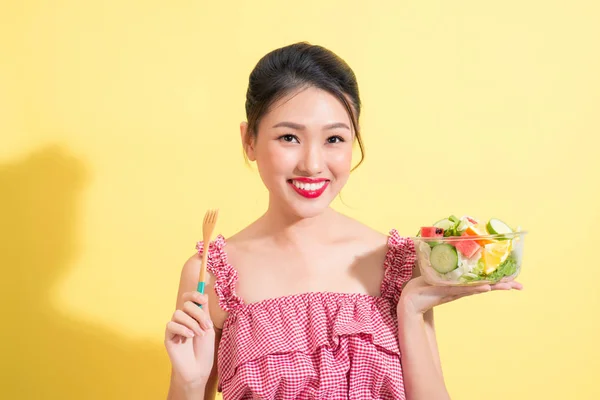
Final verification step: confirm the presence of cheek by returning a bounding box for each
[328,148,353,174]
[257,144,296,176]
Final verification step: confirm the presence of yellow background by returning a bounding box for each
[2,1,599,399]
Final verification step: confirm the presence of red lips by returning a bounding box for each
[288,178,330,199]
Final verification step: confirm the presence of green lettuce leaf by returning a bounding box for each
[486,255,518,281]
[459,255,518,283]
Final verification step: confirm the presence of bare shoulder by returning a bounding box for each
[178,252,228,328]
[221,221,266,261]
[336,218,419,290]
[178,253,202,302]
[335,212,389,249]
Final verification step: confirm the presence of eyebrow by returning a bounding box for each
[272,121,351,130]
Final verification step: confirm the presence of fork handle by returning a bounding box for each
[195,281,205,308]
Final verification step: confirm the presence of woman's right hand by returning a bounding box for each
[165,291,216,387]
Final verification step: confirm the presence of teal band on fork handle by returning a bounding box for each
[196,281,205,308]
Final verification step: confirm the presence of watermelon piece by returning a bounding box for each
[454,233,481,258]
[421,227,444,237]
[465,216,478,225]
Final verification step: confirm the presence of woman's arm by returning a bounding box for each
[167,372,207,400]
[423,308,444,381]
[397,272,522,400]
[397,301,450,400]
[413,268,445,380]
[166,255,225,400]
[398,267,450,400]
[167,328,221,400]
[203,328,222,399]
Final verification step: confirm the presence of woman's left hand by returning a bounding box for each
[398,276,523,316]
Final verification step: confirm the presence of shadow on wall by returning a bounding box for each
[0,145,171,400]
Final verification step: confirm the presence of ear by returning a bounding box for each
[240,122,256,161]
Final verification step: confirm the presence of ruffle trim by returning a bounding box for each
[218,292,400,384]
[196,235,244,312]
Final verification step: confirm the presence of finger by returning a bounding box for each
[448,285,490,301]
[491,281,523,291]
[448,281,522,300]
[182,300,214,331]
[181,291,208,305]
[490,282,511,290]
[166,321,195,339]
[471,284,493,293]
[509,281,524,290]
[443,284,491,296]
[497,277,524,288]
[172,309,204,336]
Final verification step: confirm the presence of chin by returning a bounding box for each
[289,189,342,217]
[267,181,342,219]
[272,192,333,220]
[288,203,330,219]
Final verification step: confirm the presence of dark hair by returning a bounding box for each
[244,42,365,169]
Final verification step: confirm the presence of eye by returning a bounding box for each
[327,136,345,144]
[278,134,299,143]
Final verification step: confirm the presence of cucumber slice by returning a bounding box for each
[433,218,454,231]
[429,244,459,274]
[487,218,513,235]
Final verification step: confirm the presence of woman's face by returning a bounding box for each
[243,86,355,219]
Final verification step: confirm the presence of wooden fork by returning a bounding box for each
[197,208,219,306]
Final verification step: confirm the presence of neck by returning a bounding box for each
[258,201,339,247]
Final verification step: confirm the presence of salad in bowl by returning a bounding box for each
[411,215,526,286]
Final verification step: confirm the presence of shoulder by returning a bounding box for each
[179,246,228,329]
[334,213,390,250]
[340,219,415,272]
[180,252,202,286]
[220,220,275,267]
[222,218,263,249]
[336,215,418,295]
[335,215,418,284]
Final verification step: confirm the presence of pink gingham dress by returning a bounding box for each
[196,229,416,400]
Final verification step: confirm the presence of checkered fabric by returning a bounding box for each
[196,229,415,400]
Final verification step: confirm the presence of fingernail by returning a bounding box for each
[187,329,195,337]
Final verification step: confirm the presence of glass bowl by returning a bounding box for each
[410,231,527,286]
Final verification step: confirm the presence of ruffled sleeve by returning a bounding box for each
[380,229,417,304]
[195,235,244,312]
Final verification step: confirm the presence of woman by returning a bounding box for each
[165,42,522,400]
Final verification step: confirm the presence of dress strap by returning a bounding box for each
[195,235,244,312]
[380,229,417,304]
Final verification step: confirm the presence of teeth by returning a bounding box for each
[292,180,326,191]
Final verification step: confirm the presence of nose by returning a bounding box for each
[297,142,324,176]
